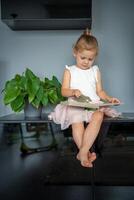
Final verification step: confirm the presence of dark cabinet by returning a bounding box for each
[1,0,92,30]
[95,123,134,185]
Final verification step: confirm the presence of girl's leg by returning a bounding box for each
[72,122,96,167]
[72,122,84,149]
[77,110,104,167]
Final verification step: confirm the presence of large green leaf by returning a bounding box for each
[36,85,44,102]
[25,68,37,80]
[52,76,61,88]
[4,80,21,105]
[19,76,27,91]
[32,98,41,109]
[14,74,22,82]
[27,78,40,102]
[44,77,55,88]
[10,95,24,112]
[48,89,59,104]
[41,93,48,106]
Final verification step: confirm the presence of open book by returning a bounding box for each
[61,97,121,109]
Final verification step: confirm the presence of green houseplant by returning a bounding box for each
[2,68,64,114]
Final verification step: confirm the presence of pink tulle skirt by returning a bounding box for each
[48,104,121,130]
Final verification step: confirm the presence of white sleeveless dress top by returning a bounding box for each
[66,65,100,101]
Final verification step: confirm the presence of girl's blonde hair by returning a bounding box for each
[73,28,98,55]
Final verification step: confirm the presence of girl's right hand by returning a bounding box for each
[72,89,82,98]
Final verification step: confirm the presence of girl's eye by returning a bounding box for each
[81,57,85,60]
[80,57,93,61]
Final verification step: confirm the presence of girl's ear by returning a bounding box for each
[73,48,77,57]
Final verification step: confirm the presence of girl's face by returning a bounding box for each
[73,49,96,70]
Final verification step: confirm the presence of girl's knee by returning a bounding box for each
[93,111,104,121]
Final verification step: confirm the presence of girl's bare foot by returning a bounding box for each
[88,152,97,163]
[76,150,93,168]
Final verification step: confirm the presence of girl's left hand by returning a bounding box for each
[109,97,121,104]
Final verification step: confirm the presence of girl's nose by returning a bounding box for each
[84,60,88,64]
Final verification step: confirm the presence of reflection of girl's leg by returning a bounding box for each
[78,111,104,167]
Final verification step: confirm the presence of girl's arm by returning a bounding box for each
[96,70,121,103]
[61,69,82,97]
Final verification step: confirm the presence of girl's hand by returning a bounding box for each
[108,97,121,104]
[72,89,82,98]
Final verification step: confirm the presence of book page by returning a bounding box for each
[61,98,121,109]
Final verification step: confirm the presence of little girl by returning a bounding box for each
[49,29,121,168]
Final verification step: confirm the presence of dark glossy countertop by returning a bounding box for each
[0,113,134,124]
[0,113,51,123]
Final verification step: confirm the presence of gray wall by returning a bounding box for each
[0,0,134,115]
